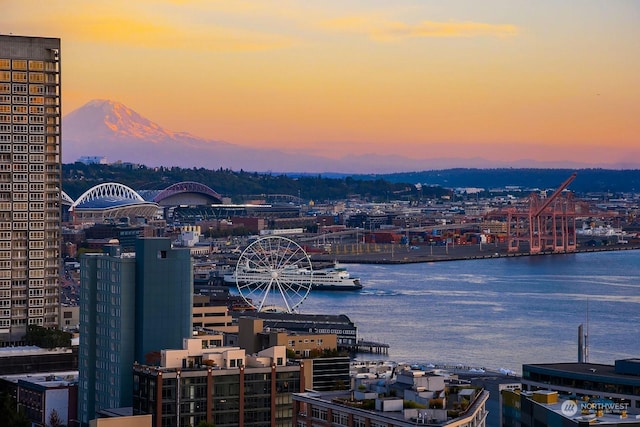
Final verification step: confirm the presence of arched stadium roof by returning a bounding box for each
[61,190,74,206]
[152,181,223,206]
[69,182,159,222]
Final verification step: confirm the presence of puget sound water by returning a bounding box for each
[282,250,640,374]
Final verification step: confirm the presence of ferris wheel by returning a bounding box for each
[234,236,313,313]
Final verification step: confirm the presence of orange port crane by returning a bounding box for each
[506,172,578,253]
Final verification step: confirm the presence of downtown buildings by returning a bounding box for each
[78,238,192,425]
[502,360,640,426]
[293,366,490,427]
[132,340,303,427]
[0,35,61,344]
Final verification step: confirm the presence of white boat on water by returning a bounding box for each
[223,262,362,291]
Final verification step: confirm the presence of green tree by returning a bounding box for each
[24,325,71,349]
[196,421,215,427]
[404,400,427,409]
[61,163,433,203]
[48,408,65,427]
[0,392,31,427]
[331,379,348,391]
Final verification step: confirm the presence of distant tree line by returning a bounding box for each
[366,168,640,194]
[63,164,640,204]
[62,163,451,202]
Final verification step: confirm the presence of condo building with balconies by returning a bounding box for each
[0,34,61,345]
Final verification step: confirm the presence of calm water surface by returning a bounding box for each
[288,250,640,374]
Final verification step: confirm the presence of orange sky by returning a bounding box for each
[3,0,639,165]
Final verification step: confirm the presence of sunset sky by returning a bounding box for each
[3,0,639,165]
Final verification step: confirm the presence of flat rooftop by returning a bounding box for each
[294,390,409,424]
[0,370,78,386]
[295,387,490,426]
[96,407,134,417]
[524,362,640,381]
[0,346,72,357]
[528,393,640,424]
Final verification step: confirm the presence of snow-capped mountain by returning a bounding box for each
[65,100,416,173]
[62,100,628,173]
[66,99,189,143]
[63,99,294,171]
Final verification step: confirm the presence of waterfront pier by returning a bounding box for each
[345,339,389,355]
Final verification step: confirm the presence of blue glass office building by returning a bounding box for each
[78,238,192,425]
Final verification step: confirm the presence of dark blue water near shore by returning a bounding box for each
[294,250,640,374]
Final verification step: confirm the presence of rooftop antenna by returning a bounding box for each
[585,298,589,363]
[578,324,584,363]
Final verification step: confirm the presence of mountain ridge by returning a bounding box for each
[62,100,640,173]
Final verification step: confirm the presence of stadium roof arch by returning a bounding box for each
[152,181,223,206]
[61,190,74,207]
[69,182,160,223]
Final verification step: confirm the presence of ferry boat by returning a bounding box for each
[223,263,362,291]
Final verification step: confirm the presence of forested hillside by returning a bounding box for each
[357,168,640,194]
[62,164,639,203]
[62,163,448,202]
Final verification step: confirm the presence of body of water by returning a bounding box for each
[289,250,640,374]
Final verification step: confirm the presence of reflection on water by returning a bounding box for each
[292,251,640,373]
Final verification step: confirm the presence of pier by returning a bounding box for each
[345,339,389,355]
[311,242,640,265]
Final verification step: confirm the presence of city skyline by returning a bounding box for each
[3,1,640,170]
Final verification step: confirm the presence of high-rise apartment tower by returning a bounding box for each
[78,238,193,424]
[0,35,61,344]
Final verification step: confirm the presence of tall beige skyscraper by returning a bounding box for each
[0,35,61,344]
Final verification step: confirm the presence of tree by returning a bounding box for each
[48,409,64,427]
[0,392,31,427]
[145,350,162,365]
[61,162,431,203]
[196,421,215,427]
[24,325,71,348]
[429,398,444,409]
[331,379,348,391]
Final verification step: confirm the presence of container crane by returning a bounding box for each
[507,172,578,253]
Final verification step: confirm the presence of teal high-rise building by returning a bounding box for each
[78,238,192,425]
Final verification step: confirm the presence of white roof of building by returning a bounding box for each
[0,346,72,357]
[0,370,78,386]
